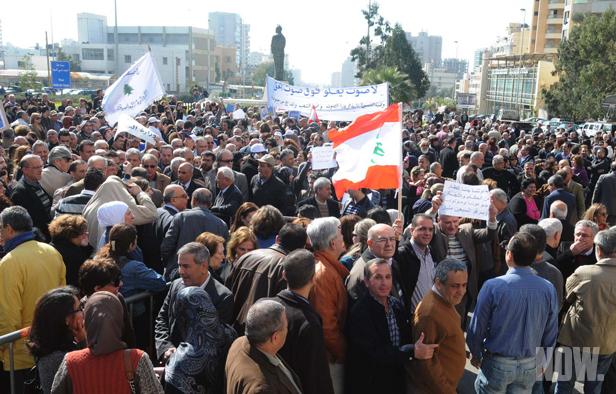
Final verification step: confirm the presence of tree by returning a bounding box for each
[251,61,294,86]
[382,24,429,98]
[361,66,413,104]
[350,4,429,102]
[543,9,616,120]
[350,2,391,77]
[18,55,40,90]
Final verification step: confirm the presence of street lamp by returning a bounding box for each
[518,8,526,119]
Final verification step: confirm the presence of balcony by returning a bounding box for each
[547,17,563,25]
[548,2,565,10]
[545,32,562,39]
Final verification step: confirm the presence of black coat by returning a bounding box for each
[275,290,334,394]
[154,276,233,360]
[50,238,93,286]
[211,185,244,225]
[249,175,288,213]
[173,179,205,208]
[439,146,459,179]
[297,196,340,218]
[10,178,52,239]
[346,294,411,394]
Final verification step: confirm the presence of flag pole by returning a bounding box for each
[397,102,403,216]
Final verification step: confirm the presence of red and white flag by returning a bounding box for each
[308,105,320,124]
[328,104,402,198]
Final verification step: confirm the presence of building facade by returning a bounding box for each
[208,12,250,81]
[484,54,557,119]
[405,32,442,66]
[530,0,565,54]
[562,0,616,39]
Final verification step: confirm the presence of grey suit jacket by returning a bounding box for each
[160,207,229,281]
[154,276,233,359]
[234,170,249,201]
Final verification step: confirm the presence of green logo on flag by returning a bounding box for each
[123,84,134,96]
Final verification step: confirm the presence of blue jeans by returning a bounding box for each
[554,349,614,394]
[475,354,537,393]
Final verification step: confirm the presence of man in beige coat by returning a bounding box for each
[555,227,616,393]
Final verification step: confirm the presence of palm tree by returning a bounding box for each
[361,66,415,104]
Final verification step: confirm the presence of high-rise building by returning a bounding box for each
[208,12,250,79]
[340,58,357,86]
[562,0,616,39]
[529,0,564,54]
[405,32,442,66]
[77,13,108,44]
[442,58,468,79]
[331,71,341,87]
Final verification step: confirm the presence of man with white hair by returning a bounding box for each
[307,217,349,394]
[62,155,108,197]
[483,155,520,196]
[456,151,484,183]
[549,200,574,245]
[211,166,243,225]
[297,177,340,218]
[538,218,563,259]
[554,220,599,281]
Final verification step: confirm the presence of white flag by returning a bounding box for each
[116,114,158,145]
[0,104,9,131]
[103,52,165,126]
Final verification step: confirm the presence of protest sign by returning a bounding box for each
[311,145,337,170]
[287,110,300,120]
[232,108,246,119]
[51,61,71,89]
[438,180,490,221]
[265,76,389,121]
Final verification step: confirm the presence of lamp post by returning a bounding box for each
[114,0,119,76]
[518,8,526,119]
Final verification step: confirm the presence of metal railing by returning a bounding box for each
[0,327,30,394]
[0,288,163,394]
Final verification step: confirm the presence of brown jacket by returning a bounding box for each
[225,245,288,335]
[309,250,349,363]
[225,336,302,394]
[151,172,171,192]
[408,290,466,394]
[558,257,616,355]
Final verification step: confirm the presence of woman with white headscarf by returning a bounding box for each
[96,201,135,251]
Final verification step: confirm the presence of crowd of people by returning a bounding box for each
[0,91,615,394]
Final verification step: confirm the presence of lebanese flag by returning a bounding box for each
[328,104,402,198]
[308,105,319,124]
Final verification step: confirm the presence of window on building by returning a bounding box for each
[163,57,168,65]
[107,49,114,61]
[82,48,105,60]
[564,11,570,25]
[125,55,132,64]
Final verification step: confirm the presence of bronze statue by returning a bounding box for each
[271,25,286,81]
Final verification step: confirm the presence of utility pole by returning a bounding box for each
[366,0,371,67]
[45,32,51,87]
[518,8,526,119]
[114,0,119,76]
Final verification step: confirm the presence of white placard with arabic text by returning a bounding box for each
[438,180,490,221]
[311,146,337,170]
[265,76,388,121]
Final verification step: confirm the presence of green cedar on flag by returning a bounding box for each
[102,51,165,126]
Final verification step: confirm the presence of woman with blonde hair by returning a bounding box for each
[584,203,609,231]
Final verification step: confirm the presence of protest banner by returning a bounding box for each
[102,51,165,126]
[116,114,158,145]
[265,76,389,121]
[438,180,490,221]
[311,145,337,170]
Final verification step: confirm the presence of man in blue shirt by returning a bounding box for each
[467,232,559,393]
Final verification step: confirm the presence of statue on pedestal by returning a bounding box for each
[271,25,286,81]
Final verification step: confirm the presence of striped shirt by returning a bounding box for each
[446,235,468,263]
[55,190,95,216]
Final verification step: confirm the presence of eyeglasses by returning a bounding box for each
[172,194,188,199]
[373,237,397,244]
[142,164,157,168]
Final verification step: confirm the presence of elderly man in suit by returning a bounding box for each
[173,162,205,208]
[593,161,616,226]
[151,185,188,270]
[226,299,302,394]
[426,194,498,328]
[155,242,233,364]
[142,153,171,192]
[211,166,243,226]
[160,188,228,281]
[541,174,577,226]
[216,148,249,201]
[297,177,340,218]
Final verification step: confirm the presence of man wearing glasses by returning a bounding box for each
[346,223,405,308]
[216,149,249,200]
[142,153,170,192]
[10,154,53,239]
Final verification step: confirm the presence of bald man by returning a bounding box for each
[173,162,205,208]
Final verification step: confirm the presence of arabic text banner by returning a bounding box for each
[265,76,388,121]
